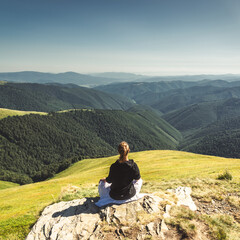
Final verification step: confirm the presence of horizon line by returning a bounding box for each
[0,70,240,77]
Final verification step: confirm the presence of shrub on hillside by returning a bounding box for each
[217,170,233,181]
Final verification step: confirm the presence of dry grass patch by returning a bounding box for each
[58,184,98,202]
[136,210,163,226]
[142,178,240,204]
[200,214,240,240]
[166,206,201,239]
[226,196,240,209]
[165,206,240,240]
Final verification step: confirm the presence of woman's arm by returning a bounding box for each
[99,164,114,183]
[133,162,141,180]
[105,165,114,183]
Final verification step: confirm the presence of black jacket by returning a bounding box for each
[106,159,141,200]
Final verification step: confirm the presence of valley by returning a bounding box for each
[0,108,180,184]
[0,75,240,239]
[96,79,240,159]
[2,0,240,238]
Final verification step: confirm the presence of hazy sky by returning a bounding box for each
[1,0,240,75]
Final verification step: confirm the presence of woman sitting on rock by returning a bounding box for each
[97,141,142,205]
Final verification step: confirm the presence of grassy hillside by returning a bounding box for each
[0,109,181,184]
[0,82,134,112]
[0,108,47,120]
[0,180,18,190]
[0,150,240,239]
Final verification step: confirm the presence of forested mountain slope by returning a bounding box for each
[0,109,181,184]
[145,85,240,113]
[180,116,240,158]
[162,98,240,134]
[95,80,199,98]
[0,82,134,112]
[95,80,240,99]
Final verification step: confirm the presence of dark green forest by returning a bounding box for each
[0,109,181,184]
[1,79,240,185]
[96,80,240,113]
[180,116,240,158]
[0,82,134,112]
[162,98,240,135]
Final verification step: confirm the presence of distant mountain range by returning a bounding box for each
[95,80,240,113]
[0,71,148,87]
[138,74,240,82]
[0,71,240,87]
[96,79,240,159]
[90,72,146,80]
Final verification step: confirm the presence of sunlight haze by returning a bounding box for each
[1,0,240,75]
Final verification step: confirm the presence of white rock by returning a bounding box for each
[168,186,197,211]
[26,187,197,240]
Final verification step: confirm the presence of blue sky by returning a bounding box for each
[1,0,240,75]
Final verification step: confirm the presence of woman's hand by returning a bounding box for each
[99,178,106,183]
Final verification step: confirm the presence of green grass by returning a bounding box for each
[0,181,19,190]
[0,108,47,120]
[0,150,240,239]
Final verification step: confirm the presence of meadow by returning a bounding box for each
[0,108,47,120]
[0,150,240,239]
[0,181,18,190]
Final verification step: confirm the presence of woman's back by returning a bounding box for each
[97,141,142,202]
[106,159,140,200]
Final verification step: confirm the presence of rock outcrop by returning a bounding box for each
[26,187,197,240]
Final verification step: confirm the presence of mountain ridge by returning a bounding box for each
[0,82,134,112]
[0,109,181,184]
[1,71,240,87]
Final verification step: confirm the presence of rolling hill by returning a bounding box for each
[162,98,240,135]
[2,72,240,87]
[0,108,47,120]
[95,79,240,99]
[90,72,146,81]
[95,80,240,113]
[95,80,201,99]
[181,116,240,158]
[143,85,240,113]
[0,150,240,240]
[0,82,134,112]
[0,109,181,184]
[0,180,18,190]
